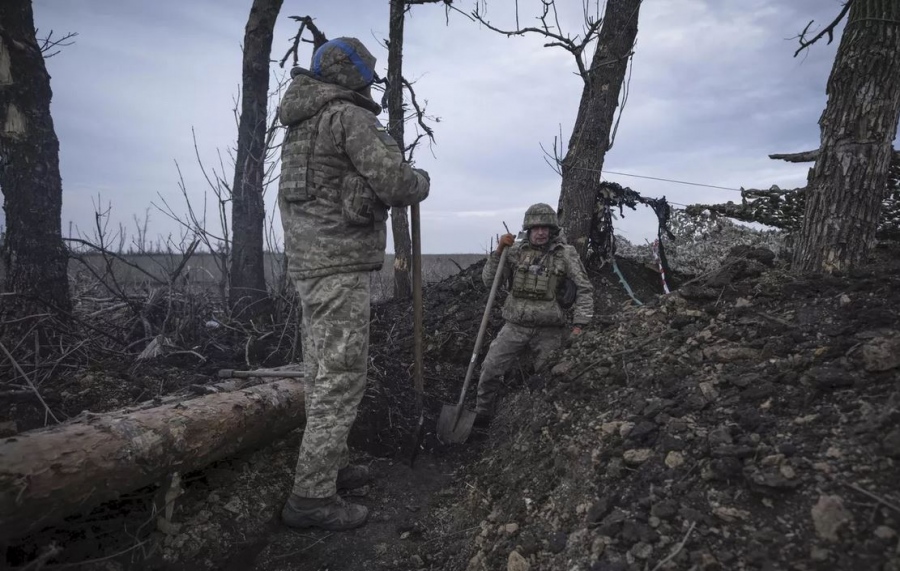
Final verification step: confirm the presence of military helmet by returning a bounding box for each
[522,203,559,230]
[311,38,376,91]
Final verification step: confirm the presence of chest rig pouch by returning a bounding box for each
[511,250,563,301]
[279,110,329,204]
[341,174,388,226]
[282,105,388,226]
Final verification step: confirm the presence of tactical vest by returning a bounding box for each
[511,248,564,301]
[279,103,387,226]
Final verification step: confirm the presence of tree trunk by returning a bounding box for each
[229,0,283,318]
[0,379,305,539]
[388,0,413,300]
[792,0,900,273]
[0,0,71,312]
[557,0,641,260]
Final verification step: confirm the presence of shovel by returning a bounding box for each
[437,243,511,443]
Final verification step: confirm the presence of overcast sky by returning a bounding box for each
[17,0,859,253]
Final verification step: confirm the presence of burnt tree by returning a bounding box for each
[462,0,642,261]
[387,0,414,300]
[558,0,642,260]
[793,0,900,273]
[229,0,283,318]
[385,0,446,300]
[0,0,70,312]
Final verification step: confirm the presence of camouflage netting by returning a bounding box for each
[616,210,786,277]
[588,181,785,279]
[588,181,673,265]
[685,151,900,240]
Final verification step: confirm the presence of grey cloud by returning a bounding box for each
[6,0,862,254]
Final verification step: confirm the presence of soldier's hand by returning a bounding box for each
[571,326,583,336]
[496,233,515,254]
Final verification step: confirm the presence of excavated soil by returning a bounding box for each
[5,244,900,571]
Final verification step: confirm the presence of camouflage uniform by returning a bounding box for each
[475,205,594,416]
[278,38,429,499]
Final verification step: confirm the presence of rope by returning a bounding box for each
[572,165,745,193]
[611,258,643,306]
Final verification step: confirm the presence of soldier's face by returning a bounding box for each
[529,226,551,246]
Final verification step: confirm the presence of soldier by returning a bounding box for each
[474,203,594,427]
[277,37,430,531]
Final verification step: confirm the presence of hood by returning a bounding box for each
[279,69,381,127]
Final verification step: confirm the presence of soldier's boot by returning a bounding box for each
[281,494,369,531]
[473,400,494,432]
[336,464,372,490]
[473,412,492,431]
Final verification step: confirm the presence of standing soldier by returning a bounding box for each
[277,37,430,531]
[474,203,594,427]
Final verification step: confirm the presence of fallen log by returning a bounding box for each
[0,379,305,540]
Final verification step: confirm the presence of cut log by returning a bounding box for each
[0,379,305,539]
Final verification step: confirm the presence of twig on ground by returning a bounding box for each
[569,332,664,382]
[650,521,696,571]
[424,524,483,543]
[42,539,150,569]
[273,533,333,559]
[0,340,60,423]
[846,482,900,514]
[754,311,796,329]
[15,543,61,571]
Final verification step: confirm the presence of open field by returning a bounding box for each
[2,252,487,302]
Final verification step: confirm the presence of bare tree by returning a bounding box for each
[0,0,71,313]
[386,0,415,300]
[384,0,446,299]
[229,0,284,319]
[457,0,642,261]
[792,0,900,273]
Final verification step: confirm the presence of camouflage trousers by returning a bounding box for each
[292,271,370,498]
[475,322,564,415]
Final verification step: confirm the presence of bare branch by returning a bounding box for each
[769,149,821,162]
[36,29,78,58]
[793,0,853,57]
[452,0,602,82]
[280,16,328,69]
[770,148,900,164]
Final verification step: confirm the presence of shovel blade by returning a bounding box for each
[437,404,477,443]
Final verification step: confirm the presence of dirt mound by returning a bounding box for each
[352,255,672,458]
[428,243,900,571]
[15,244,898,571]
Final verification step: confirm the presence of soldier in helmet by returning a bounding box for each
[474,203,594,427]
[277,37,430,530]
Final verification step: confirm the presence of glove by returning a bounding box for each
[496,233,515,254]
[413,168,430,182]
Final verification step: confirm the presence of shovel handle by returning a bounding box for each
[411,203,424,410]
[455,245,510,410]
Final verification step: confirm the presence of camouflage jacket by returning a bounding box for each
[278,70,430,279]
[483,234,594,327]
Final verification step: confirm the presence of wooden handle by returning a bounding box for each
[455,246,509,409]
[411,203,424,409]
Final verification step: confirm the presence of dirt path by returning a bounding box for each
[240,456,459,571]
[133,431,484,571]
